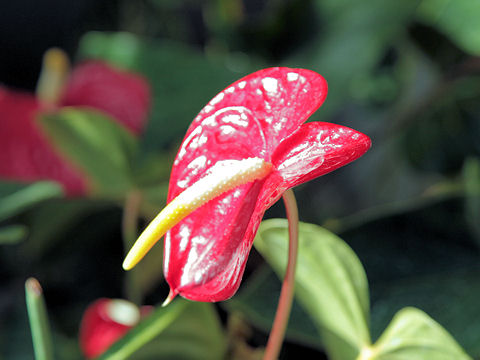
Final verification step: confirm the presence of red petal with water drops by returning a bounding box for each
[60,61,150,135]
[190,67,327,155]
[165,106,270,301]
[0,88,87,195]
[164,68,330,301]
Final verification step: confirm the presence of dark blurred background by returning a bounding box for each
[1,0,480,359]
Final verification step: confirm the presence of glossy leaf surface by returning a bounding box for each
[254,219,370,360]
[371,307,472,360]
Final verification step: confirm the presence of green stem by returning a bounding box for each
[122,190,144,305]
[25,278,54,360]
[263,189,299,360]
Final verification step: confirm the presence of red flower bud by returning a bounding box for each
[79,298,148,358]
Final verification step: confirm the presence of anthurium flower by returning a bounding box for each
[60,61,150,135]
[0,49,150,195]
[79,298,152,358]
[123,67,371,302]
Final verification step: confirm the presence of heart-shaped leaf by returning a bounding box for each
[369,307,472,360]
[254,219,370,360]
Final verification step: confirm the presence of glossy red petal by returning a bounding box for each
[60,61,150,135]
[272,122,372,189]
[163,68,368,302]
[188,67,327,156]
[0,88,87,195]
[165,105,273,301]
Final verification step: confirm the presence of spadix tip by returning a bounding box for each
[122,157,273,271]
[161,289,177,307]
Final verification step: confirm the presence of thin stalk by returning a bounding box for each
[263,189,299,360]
[25,278,54,360]
[122,190,144,305]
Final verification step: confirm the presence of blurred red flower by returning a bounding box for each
[0,58,150,196]
[79,298,151,359]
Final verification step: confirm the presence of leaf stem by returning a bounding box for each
[122,190,144,305]
[263,189,299,360]
[25,278,54,360]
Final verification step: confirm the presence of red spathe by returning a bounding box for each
[164,67,371,302]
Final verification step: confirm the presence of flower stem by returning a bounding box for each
[263,189,299,360]
[122,190,144,305]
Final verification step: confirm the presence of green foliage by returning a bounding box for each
[371,308,471,360]
[417,0,480,55]
[226,265,322,350]
[0,181,63,222]
[285,0,420,117]
[2,1,480,358]
[40,109,138,197]
[370,267,480,356]
[0,224,28,244]
[0,181,63,246]
[254,219,370,360]
[77,32,252,152]
[254,219,472,359]
[464,157,480,245]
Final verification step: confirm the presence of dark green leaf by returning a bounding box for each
[323,179,463,234]
[0,181,63,222]
[463,157,480,246]
[285,0,420,117]
[19,198,108,261]
[39,108,137,197]
[370,268,480,357]
[254,219,370,360]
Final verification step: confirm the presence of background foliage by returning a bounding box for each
[1,0,480,359]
